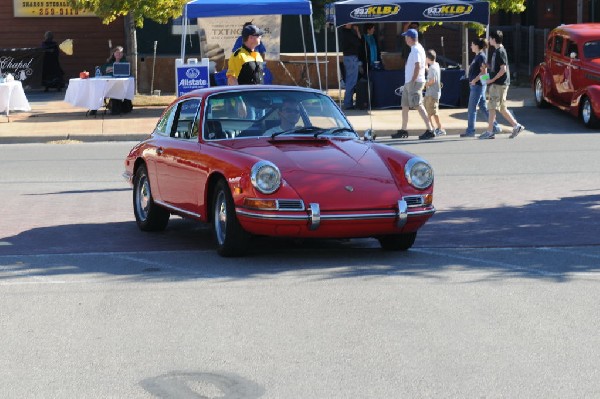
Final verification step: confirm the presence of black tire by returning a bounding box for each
[534,76,549,108]
[581,96,600,128]
[212,179,250,257]
[378,232,417,251]
[133,164,169,231]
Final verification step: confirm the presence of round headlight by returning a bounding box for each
[251,161,281,194]
[405,158,434,190]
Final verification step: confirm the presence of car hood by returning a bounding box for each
[231,138,404,210]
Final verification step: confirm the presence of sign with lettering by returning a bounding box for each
[14,1,96,17]
[0,48,45,88]
[176,58,210,97]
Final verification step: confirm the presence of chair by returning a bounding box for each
[205,120,227,140]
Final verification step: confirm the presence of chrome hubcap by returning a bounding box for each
[214,191,227,245]
[583,100,591,123]
[535,79,543,103]
[136,176,150,221]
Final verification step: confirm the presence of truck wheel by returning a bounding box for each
[534,77,549,108]
[581,96,600,128]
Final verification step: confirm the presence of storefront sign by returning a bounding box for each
[14,1,95,17]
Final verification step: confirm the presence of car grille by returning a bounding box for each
[277,199,305,211]
[403,195,425,207]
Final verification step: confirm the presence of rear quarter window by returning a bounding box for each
[583,41,600,59]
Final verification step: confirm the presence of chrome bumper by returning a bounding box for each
[122,171,133,185]
[236,199,435,230]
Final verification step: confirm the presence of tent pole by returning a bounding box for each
[309,14,322,91]
[325,25,329,92]
[299,15,311,87]
[334,19,341,107]
[180,5,187,62]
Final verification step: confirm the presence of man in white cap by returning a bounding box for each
[391,28,434,139]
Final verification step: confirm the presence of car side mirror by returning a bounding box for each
[363,129,376,141]
[570,52,577,59]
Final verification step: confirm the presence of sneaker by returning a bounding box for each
[434,128,447,136]
[391,129,409,139]
[419,130,436,140]
[509,124,524,139]
[492,125,503,134]
[460,132,475,138]
[479,131,495,139]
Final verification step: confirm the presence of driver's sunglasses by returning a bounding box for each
[282,108,300,114]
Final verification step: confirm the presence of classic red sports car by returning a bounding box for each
[123,85,435,256]
[532,23,600,127]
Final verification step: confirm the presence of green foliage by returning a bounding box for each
[67,0,188,27]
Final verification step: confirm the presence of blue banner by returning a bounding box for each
[176,64,210,97]
[333,0,489,26]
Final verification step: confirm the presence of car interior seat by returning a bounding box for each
[205,120,227,140]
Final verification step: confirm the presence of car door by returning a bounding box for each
[154,98,207,215]
[550,35,570,104]
[556,38,578,104]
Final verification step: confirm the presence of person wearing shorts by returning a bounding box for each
[391,28,433,139]
[420,49,445,140]
[480,30,525,139]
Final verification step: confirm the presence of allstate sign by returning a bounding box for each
[176,64,209,96]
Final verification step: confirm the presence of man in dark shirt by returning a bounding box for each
[340,24,361,110]
[480,30,525,139]
[227,24,265,85]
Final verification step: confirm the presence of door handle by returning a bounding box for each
[156,147,164,155]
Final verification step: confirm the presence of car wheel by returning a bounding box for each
[581,96,600,128]
[212,179,250,257]
[378,232,417,251]
[133,164,169,231]
[534,76,549,108]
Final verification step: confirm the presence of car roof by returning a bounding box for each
[180,85,324,100]
[552,23,600,41]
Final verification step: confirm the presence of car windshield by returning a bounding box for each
[583,40,600,59]
[203,89,356,140]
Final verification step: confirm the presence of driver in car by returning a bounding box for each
[264,99,301,135]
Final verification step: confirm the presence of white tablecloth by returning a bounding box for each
[64,77,135,110]
[0,81,31,116]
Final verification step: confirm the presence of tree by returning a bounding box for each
[67,0,188,93]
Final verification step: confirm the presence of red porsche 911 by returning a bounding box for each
[123,85,435,256]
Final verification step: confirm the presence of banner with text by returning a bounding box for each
[0,47,45,88]
[197,15,281,66]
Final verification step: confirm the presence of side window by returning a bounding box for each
[171,99,201,140]
[553,36,564,55]
[154,105,176,137]
[566,40,578,59]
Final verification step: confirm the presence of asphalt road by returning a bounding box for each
[1,131,600,397]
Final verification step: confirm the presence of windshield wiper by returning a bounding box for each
[271,126,324,138]
[313,127,356,138]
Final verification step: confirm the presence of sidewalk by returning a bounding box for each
[0,87,534,144]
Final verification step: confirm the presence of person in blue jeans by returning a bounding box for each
[340,24,362,109]
[461,37,500,137]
